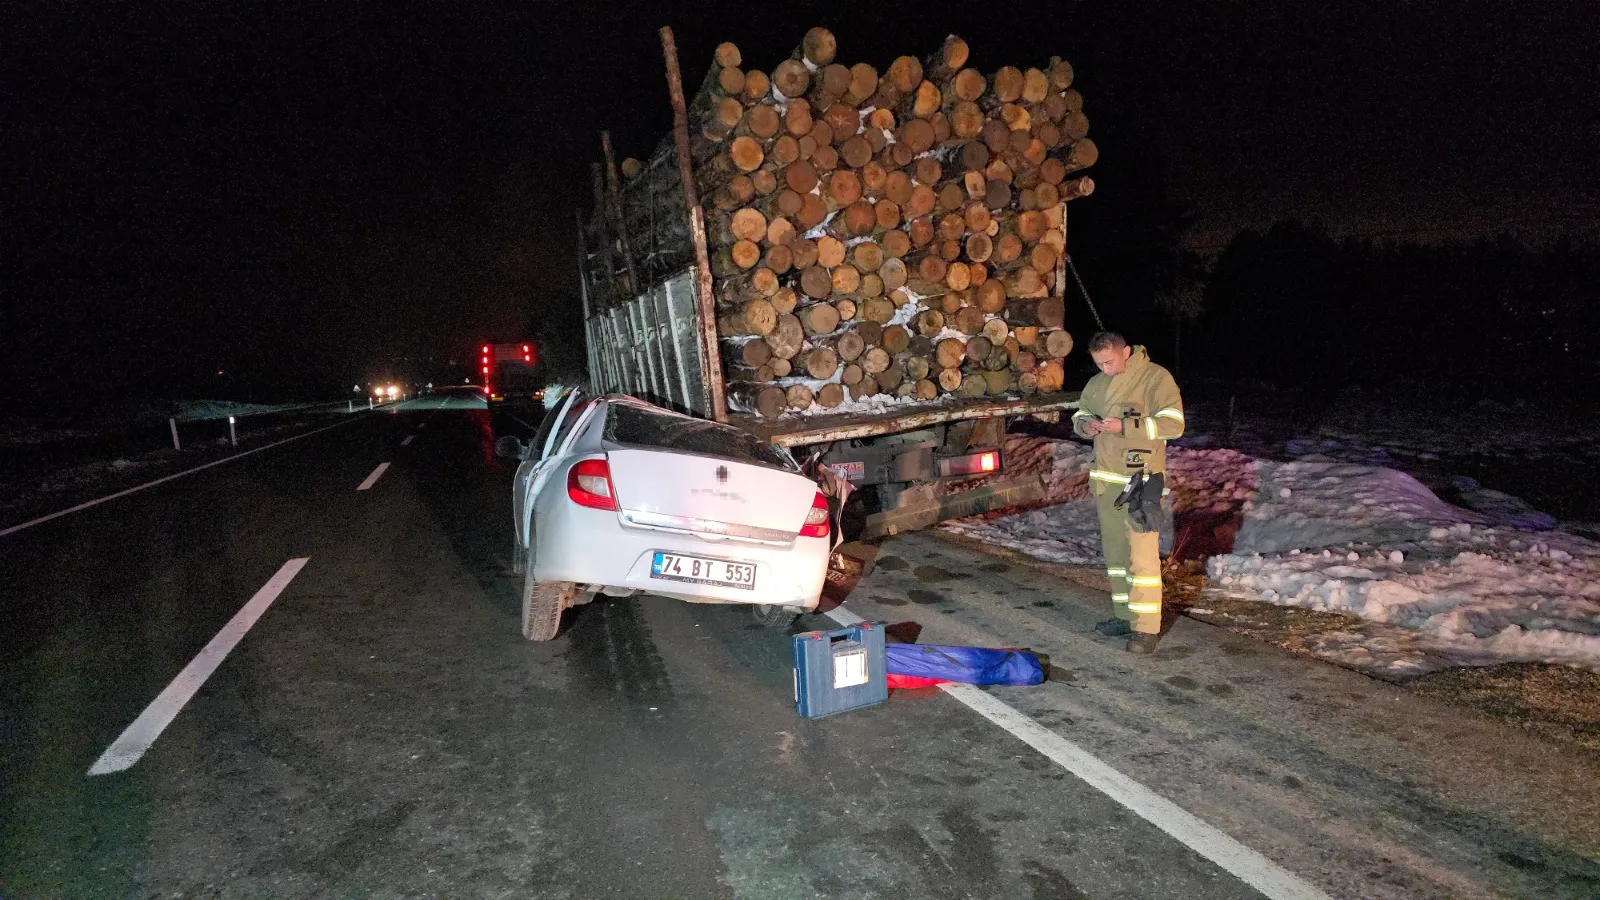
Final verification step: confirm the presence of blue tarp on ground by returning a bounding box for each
[884,644,1046,686]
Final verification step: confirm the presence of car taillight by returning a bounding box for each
[799,491,830,538]
[567,459,616,510]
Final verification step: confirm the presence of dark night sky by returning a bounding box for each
[4,0,1595,409]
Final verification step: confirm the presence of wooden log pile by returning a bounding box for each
[607,29,1097,417]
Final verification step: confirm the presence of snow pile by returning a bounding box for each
[1208,529,1600,672]
[1229,460,1490,554]
[943,437,1600,673]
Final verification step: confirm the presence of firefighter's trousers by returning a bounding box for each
[1094,486,1163,635]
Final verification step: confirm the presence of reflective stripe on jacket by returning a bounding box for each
[1071,346,1184,490]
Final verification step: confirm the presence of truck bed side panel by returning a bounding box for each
[590,269,707,417]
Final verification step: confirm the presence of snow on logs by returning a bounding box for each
[613,29,1097,415]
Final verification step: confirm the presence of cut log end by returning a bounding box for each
[786,384,816,410]
[802,26,838,67]
[817,383,846,409]
[757,386,787,418]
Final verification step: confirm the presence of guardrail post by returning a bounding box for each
[169,418,181,451]
[228,416,237,447]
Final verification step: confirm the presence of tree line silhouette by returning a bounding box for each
[1184,222,1598,399]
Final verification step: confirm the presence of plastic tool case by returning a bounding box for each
[793,622,888,718]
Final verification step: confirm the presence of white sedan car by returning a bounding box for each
[498,392,831,641]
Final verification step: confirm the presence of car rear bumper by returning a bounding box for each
[532,503,827,610]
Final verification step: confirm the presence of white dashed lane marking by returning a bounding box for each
[356,463,390,491]
[89,558,310,775]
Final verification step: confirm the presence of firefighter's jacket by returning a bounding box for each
[1071,346,1185,495]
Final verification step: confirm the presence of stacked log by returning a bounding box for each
[609,29,1097,416]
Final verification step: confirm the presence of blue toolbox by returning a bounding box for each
[793,622,887,719]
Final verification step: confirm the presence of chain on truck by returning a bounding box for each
[576,27,1094,541]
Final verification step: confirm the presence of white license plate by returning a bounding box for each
[650,552,756,590]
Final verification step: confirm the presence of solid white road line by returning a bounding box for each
[0,416,367,538]
[88,558,309,776]
[356,462,390,491]
[401,434,415,446]
[823,605,1330,900]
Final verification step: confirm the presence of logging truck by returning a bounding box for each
[578,27,1093,539]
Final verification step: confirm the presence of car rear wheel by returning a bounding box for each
[520,554,574,641]
[752,604,800,629]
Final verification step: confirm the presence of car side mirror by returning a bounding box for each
[494,435,526,460]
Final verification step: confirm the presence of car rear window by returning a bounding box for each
[605,403,795,470]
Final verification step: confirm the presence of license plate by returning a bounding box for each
[824,461,865,482]
[650,552,756,590]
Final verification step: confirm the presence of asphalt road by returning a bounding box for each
[2,398,1596,899]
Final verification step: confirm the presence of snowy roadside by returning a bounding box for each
[941,436,1600,677]
[0,398,348,449]
[0,405,357,529]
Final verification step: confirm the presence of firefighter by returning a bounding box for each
[1071,332,1185,653]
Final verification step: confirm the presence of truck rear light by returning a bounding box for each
[799,491,831,538]
[568,459,617,510]
[938,450,1002,477]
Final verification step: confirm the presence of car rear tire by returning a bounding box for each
[520,556,573,641]
[752,604,800,629]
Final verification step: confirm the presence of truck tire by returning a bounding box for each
[520,557,573,642]
[752,604,800,629]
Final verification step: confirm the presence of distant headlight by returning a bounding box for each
[386,386,399,397]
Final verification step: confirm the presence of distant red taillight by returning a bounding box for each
[567,458,617,511]
[799,491,830,538]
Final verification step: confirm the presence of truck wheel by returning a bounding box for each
[752,604,800,629]
[520,557,573,641]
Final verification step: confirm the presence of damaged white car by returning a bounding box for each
[497,392,831,640]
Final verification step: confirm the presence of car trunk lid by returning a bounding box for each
[604,447,814,542]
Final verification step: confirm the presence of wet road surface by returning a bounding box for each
[2,399,1596,898]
